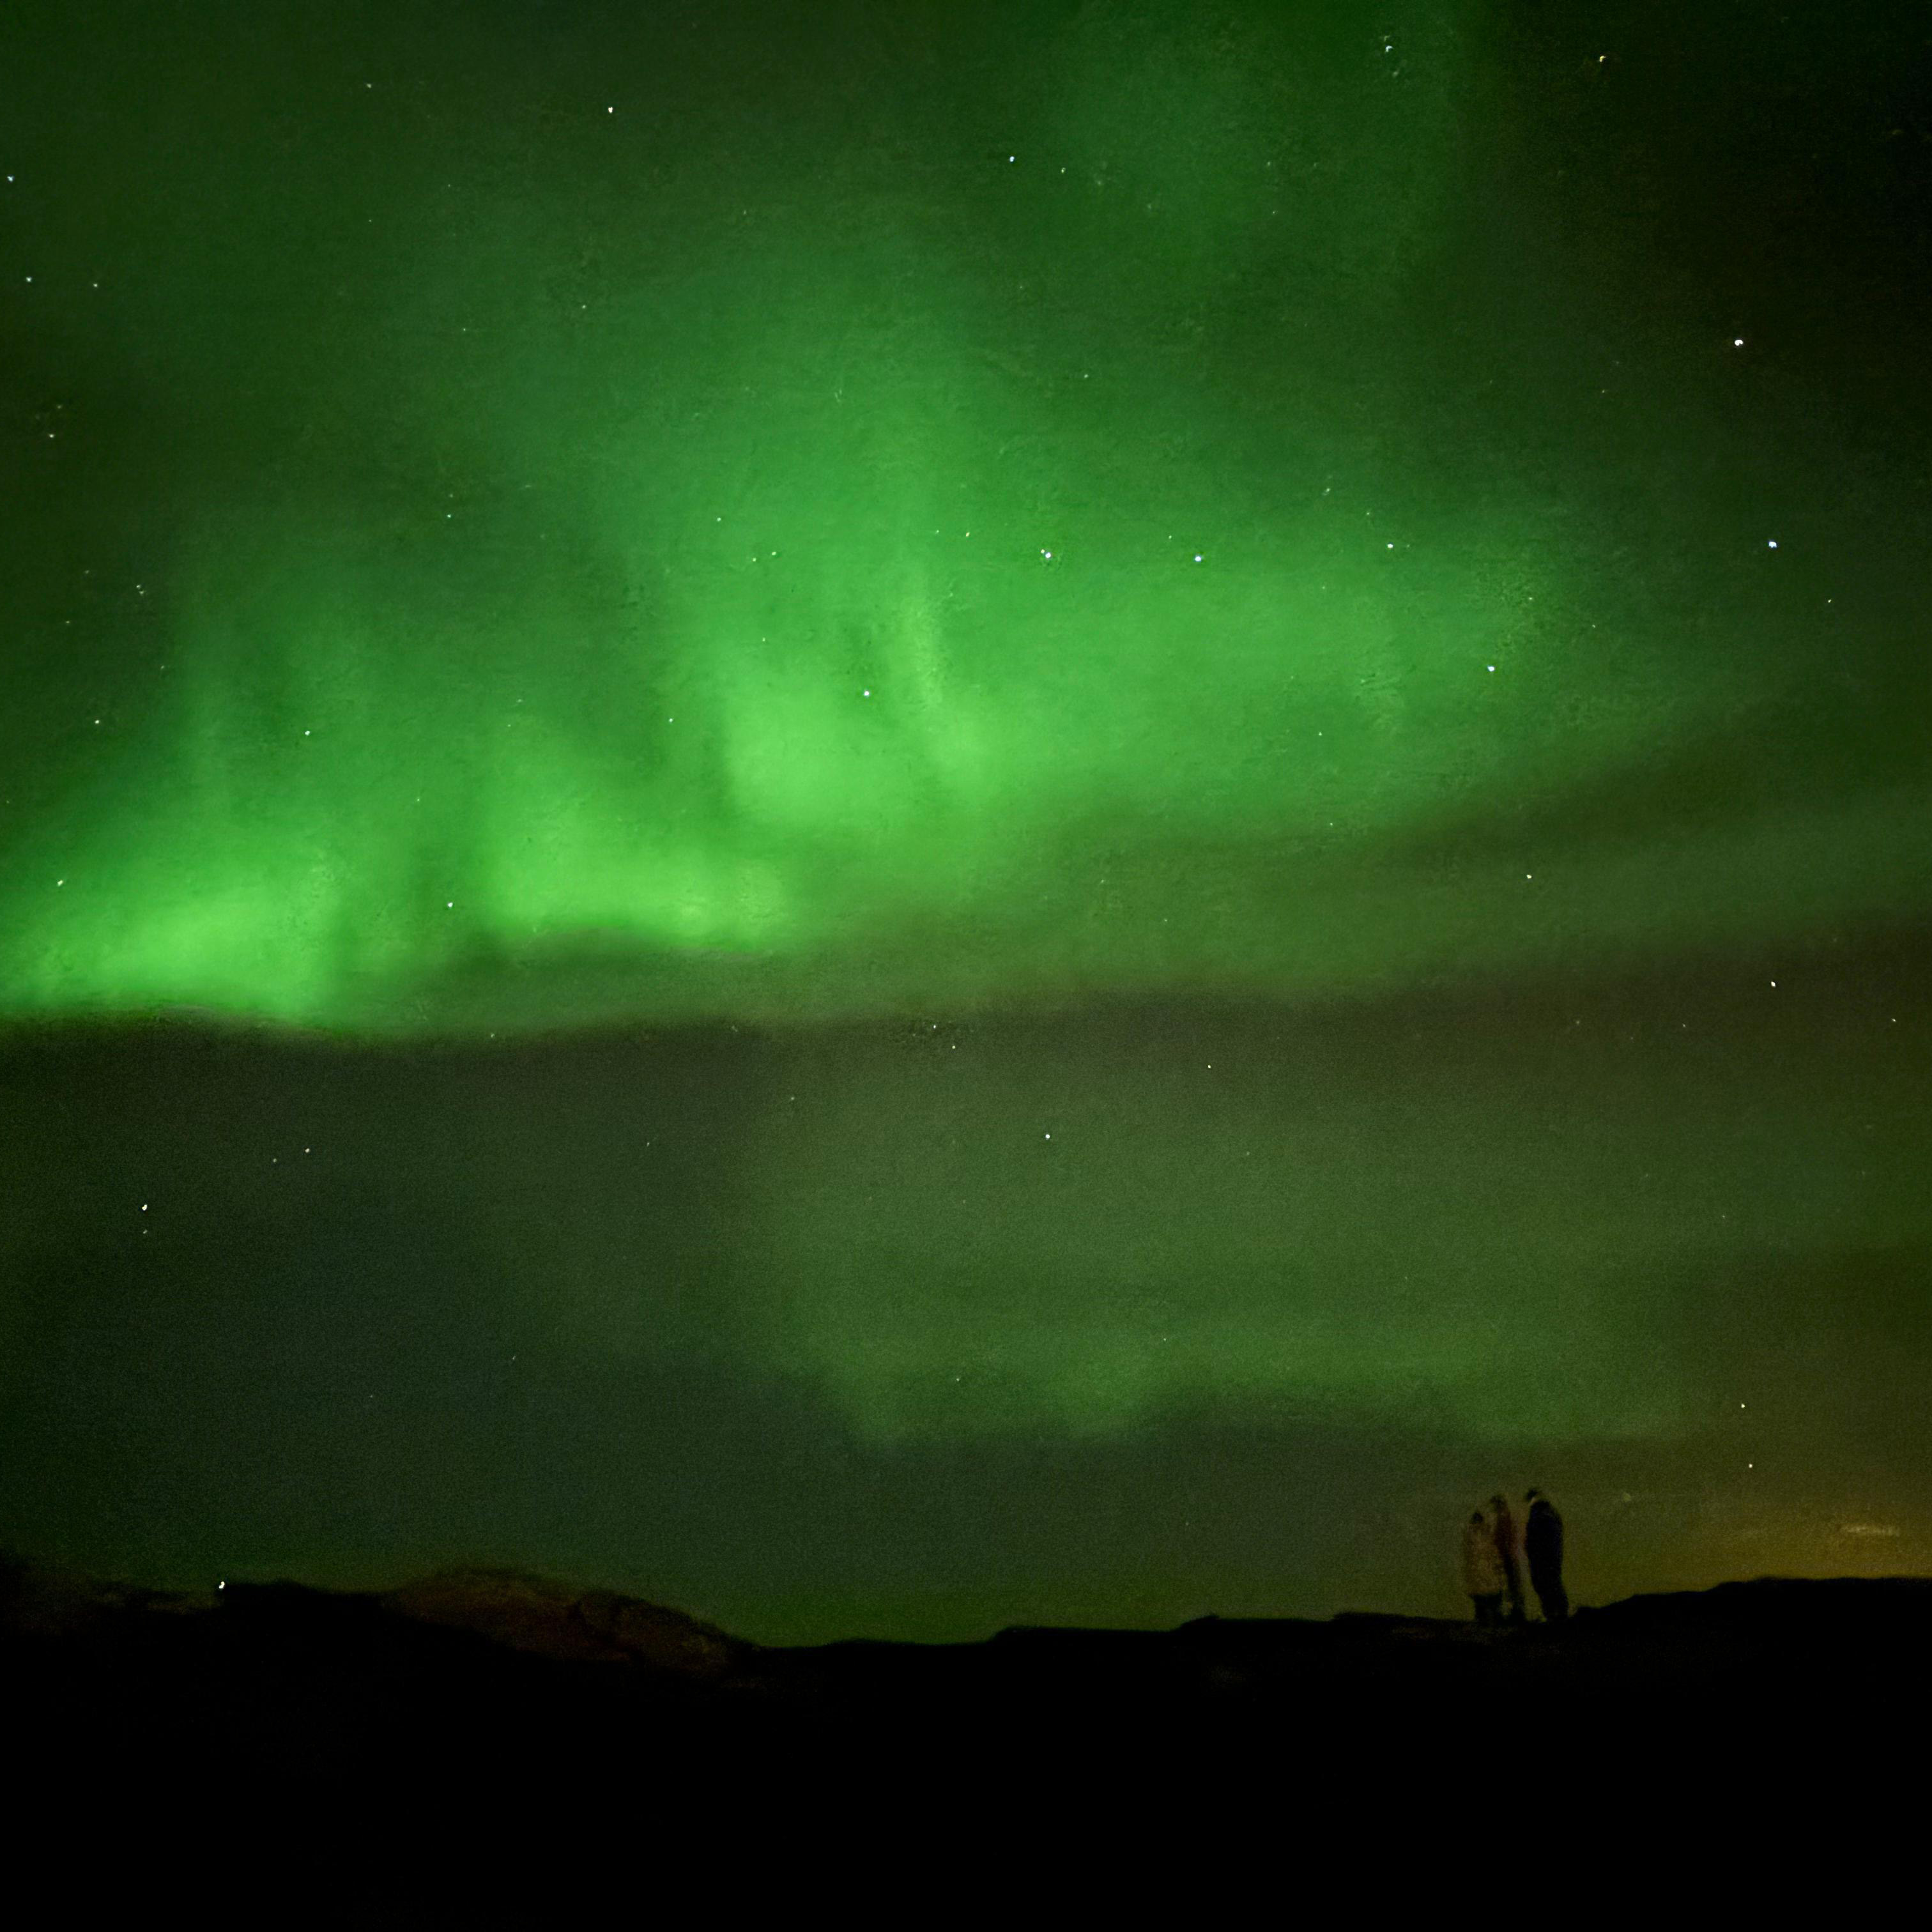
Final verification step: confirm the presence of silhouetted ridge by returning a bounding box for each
[5,1556,1927,1793]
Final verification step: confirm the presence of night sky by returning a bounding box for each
[3,0,1929,1643]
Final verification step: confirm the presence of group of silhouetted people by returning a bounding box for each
[1462,1490,1567,1625]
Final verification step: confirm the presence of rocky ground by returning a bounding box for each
[6,1554,1927,1805]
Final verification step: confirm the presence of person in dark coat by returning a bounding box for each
[1524,1489,1567,1622]
[1489,1493,1526,1623]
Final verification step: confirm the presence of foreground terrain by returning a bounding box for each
[7,1554,1928,1802]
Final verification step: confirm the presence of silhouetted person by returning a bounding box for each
[1489,1494,1526,1623]
[1524,1489,1567,1622]
[1462,1509,1505,1625]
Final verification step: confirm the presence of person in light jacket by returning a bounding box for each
[1489,1494,1526,1623]
[1462,1509,1505,1624]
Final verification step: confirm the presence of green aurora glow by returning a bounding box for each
[6,0,1925,1032]
[3,0,1930,1636]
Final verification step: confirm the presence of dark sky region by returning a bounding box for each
[1,0,1929,1643]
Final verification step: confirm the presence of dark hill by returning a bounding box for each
[6,1554,1928,1802]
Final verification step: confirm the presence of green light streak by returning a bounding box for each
[1,0,1923,1034]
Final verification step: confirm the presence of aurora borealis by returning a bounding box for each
[3,0,1930,1642]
